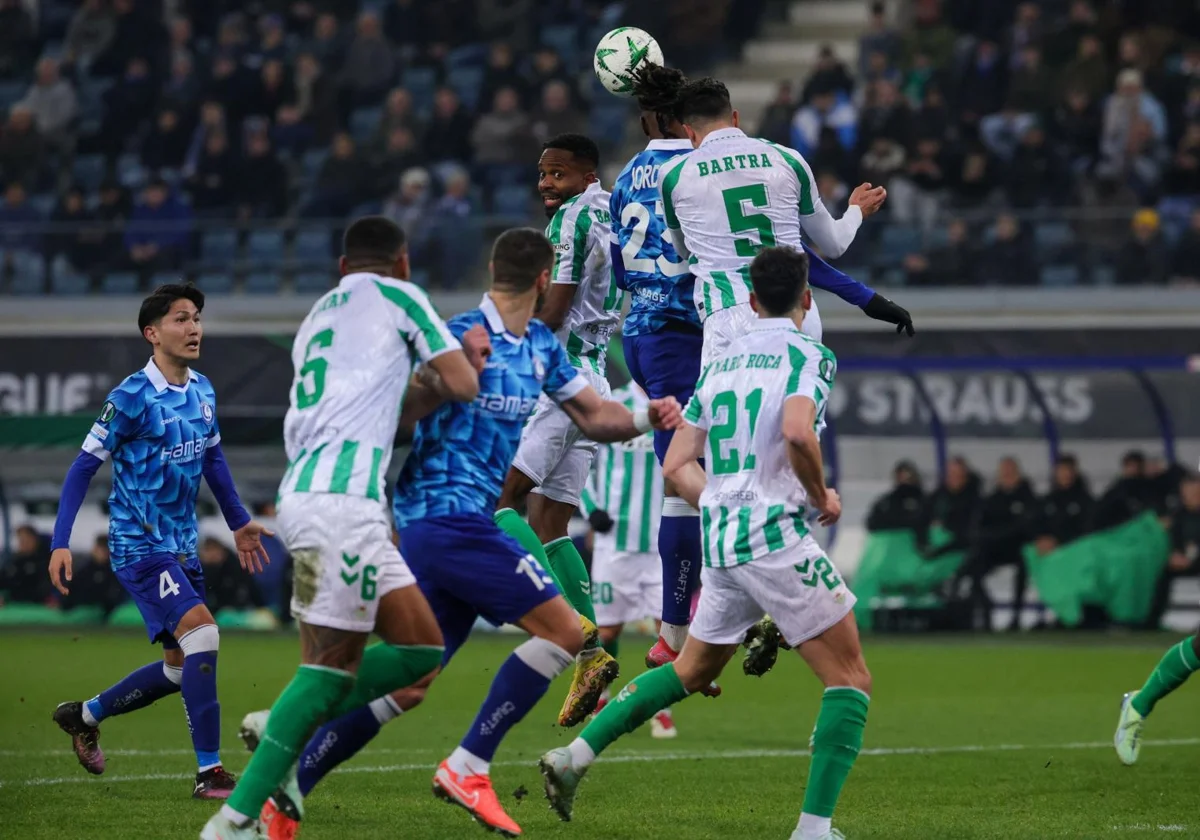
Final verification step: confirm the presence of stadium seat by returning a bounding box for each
[493,184,532,217]
[838,265,873,286]
[446,43,488,69]
[116,153,147,188]
[244,271,284,294]
[540,25,580,65]
[195,271,235,294]
[29,192,56,217]
[73,154,108,191]
[300,149,328,184]
[1040,264,1080,287]
[349,107,382,143]
[101,271,141,294]
[402,67,438,113]
[877,225,923,261]
[150,271,184,287]
[293,227,332,262]
[348,201,381,218]
[447,66,485,111]
[294,270,334,293]
[1033,221,1075,258]
[49,270,90,294]
[201,230,239,263]
[246,229,286,262]
[1091,263,1117,286]
[410,268,431,287]
[7,252,46,294]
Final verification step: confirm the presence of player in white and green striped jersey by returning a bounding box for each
[540,247,871,840]
[579,382,677,738]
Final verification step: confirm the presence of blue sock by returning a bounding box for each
[460,639,572,763]
[182,650,222,770]
[85,661,181,724]
[297,704,383,797]
[659,500,702,627]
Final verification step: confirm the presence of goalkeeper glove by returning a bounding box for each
[588,509,615,534]
[862,293,915,336]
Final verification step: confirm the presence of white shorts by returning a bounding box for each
[590,543,662,626]
[689,534,855,648]
[511,367,611,507]
[278,493,416,633]
[702,299,823,365]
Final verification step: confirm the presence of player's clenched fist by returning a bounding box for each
[461,323,492,373]
[648,396,683,431]
[48,547,73,596]
[848,183,887,217]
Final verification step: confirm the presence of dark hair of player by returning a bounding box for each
[633,63,687,133]
[543,133,600,171]
[674,77,733,126]
[342,215,408,268]
[491,227,554,292]
[749,246,810,317]
[138,283,205,334]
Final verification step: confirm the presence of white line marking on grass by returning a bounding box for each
[3,738,1197,788]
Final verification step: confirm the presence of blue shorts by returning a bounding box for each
[398,513,559,662]
[624,325,704,463]
[113,554,207,647]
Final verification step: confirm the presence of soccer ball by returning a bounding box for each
[593,27,664,96]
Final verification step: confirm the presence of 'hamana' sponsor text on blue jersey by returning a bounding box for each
[393,295,588,526]
[82,359,221,569]
[611,139,700,336]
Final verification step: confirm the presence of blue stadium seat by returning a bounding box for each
[150,271,184,287]
[201,230,239,263]
[403,67,438,113]
[348,201,381,218]
[446,43,488,69]
[481,162,526,188]
[588,106,627,148]
[195,271,235,294]
[244,271,283,294]
[50,270,90,295]
[247,229,285,262]
[540,25,580,65]
[877,225,922,261]
[447,66,485,111]
[838,266,873,285]
[1040,264,1080,287]
[73,154,108,191]
[349,107,382,144]
[7,252,46,293]
[101,272,141,294]
[1092,263,1117,286]
[875,266,906,286]
[293,228,332,262]
[409,268,431,287]
[0,81,25,112]
[116,154,146,188]
[300,150,328,183]
[493,184,532,217]
[29,192,55,217]
[1033,221,1075,256]
[294,271,334,294]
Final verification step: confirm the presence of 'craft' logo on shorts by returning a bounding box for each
[201,402,214,424]
[99,401,116,423]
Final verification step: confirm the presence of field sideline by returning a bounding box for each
[1,630,1196,839]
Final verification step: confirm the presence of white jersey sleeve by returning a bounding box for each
[767,142,862,258]
[373,278,461,363]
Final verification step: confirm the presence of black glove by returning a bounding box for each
[862,293,915,337]
[589,509,615,534]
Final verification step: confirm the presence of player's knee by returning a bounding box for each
[825,656,871,696]
[177,623,219,657]
[515,636,577,678]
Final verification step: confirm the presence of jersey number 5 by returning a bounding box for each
[296,328,335,409]
[709,388,764,476]
[722,185,777,257]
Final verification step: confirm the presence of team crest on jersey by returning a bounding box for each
[818,358,836,383]
[201,402,214,424]
[533,357,546,381]
[99,401,116,423]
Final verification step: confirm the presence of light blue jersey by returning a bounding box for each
[82,359,221,569]
[610,139,700,336]
[393,295,587,526]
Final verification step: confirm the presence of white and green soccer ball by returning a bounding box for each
[593,27,664,96]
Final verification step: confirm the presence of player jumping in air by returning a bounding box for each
[580,380,677,738]
[493,134,626,728]
[241,228,683,840]
[49,283,272,799]
[614,66,913,678]
[201,217,489,839]
[540,246,870,840]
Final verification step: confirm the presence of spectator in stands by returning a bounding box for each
[756,82,797,147]
[802,45,855,104]
[477,0,534,53]
[272,104,314,155]
[951,145,1001,210]
[481,42,529,113]
[1,525,52,605]
[236,132,289,219]
[858,79,911,152]
[199,537,265,614]
[92,0,165,78]
[815,170,849,216]
[1147,473,1200,629]
[1034,453,1093,554]
[1058,32,1110,103]
[424,87,475,164]
[248,14,289,68]
[93,179,131,269]
[860,137,906,191]
[859,2,901,78]
[371,126,425,198]
[0,182,41,259]
[1007,125,1060,208]
[383,0,427,57]
[167,16,194,68]
[1116,208,1168,285]
[1169,208,1200,285]
[471,86,537,168]
[374,88,423,154]
[1163,45,1200,133]
[428,166,476,289]
[339,10,395,115]
[925,455,981,558]
[957,40,1008,127]
[1043,0,1098,68]
[978,213,1037,285]
[1122,120,1170,203]
[124,177,193,274]
[1006,46,1053,115]
[382,167,433,257]
[866,461,926,533]
[246,60,290,122]
[890,136,949,230]
[98,57,157,160]
[0,0,36,80]
[534,80,586,142]
[1148,456,1188,517]
[861,50,902,93]
[64,536,125,617]
[1092,450,1154,530]
[912,83,951,142]
[1166,121,1200,198]
[183,100,228,177]
[292,53,341,145]
[0,106,45,190]
[207,52,254,124]
[48,186,98,273]
[64,0,116,72]
[20,59,78,157]
[142,108,194,173]
[162,54,202,116]
[1100,70,1168,177]
[305,131,366,217]
[524,47,574,108]
[304,13,347,72]
[790,90,857,160]
[980,103,1037,163]
[1051,87,1102,175]
[1007,2,1044,59]
[186,130,239,214]
[904,217,975,285]
[902,0,956,70]
[958,457,1038,632]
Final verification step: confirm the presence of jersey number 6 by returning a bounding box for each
[296,328,335,409]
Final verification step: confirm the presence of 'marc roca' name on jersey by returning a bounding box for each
[610,139,699,336]
[82,360,221,569]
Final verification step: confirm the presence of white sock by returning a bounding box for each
[219,804,252,826]
[567,737,596,769]
[80,699,100,728]
[660,622,688,653]
[446,745,490,777]
[369,695,402,725]
[798,812,831,838]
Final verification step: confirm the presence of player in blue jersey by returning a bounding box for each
[47,284,273,799]
[247,228,683,839]
[613,65,916,677]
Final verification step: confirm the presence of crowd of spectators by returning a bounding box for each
[756,0,1200,286]
[0,0,749,293]
[866,449,1200,631]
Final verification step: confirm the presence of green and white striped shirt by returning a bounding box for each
[682,319,836,567]
[279,272,458,503]
[580,384,662,553]
[545,181,622,375]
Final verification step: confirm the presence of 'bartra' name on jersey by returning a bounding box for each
[610,139,699,336]
[82,360,222,568]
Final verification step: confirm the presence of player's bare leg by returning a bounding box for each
[594,622,675,737]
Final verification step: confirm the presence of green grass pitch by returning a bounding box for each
[1,629,1196,839]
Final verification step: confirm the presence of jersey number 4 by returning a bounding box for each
[709,388,764,476]
[159,569,181,599]
[296,328,335,409]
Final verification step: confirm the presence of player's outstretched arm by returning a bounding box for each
[561,387,683,443]
[48,451,105,595]
[781,396,840,525]
[662,424,708,510]
[202,442,275,573]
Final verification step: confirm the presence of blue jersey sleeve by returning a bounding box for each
[82,389,143,461]
[802,242,875,307]
[541,333,589,404]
